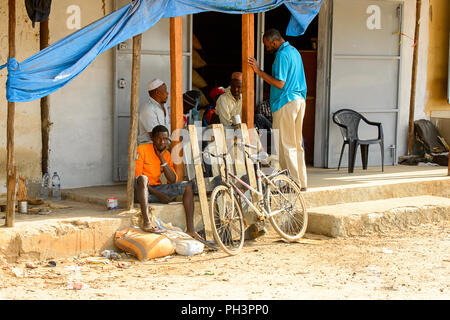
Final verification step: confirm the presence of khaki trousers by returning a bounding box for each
[272,99,307,188]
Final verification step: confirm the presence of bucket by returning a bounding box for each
[19,201,28,214]
[106,197,118,210]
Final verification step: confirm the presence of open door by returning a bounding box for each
[113,0,193,181]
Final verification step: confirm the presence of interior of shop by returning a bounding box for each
[193,6,319,164]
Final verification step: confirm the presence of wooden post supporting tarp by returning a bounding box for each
[407,0,421,155]
[242,13,255,129]
[40,19,50,174]
[126,34,142,210]
[5,0,16,227]
[170,17,184,182]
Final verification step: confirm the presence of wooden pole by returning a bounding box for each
[40,19,50,174]
[6,0,16,227]
[448,152,450,176]
[242,13,255,129]
[126,34,142,210]
[407,0,421,155]
[170,17,184,182]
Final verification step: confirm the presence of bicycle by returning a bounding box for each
[204,142,308,255]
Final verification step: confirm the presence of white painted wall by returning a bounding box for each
[0,1,41,196]
[47,0,115,189]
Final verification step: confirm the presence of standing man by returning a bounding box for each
[215,72,243,126]
[248,28,308,191]
[138,78,171,145]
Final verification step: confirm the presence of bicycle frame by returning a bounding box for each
[222,157,290,220]
[205,144,294,220]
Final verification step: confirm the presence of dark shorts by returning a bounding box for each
[134,175,222,203]
[134,178,195,203]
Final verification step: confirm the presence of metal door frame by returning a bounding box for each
[319,0,404,168]
[112,0,193,181]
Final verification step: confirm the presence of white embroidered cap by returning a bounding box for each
[147,78,164,91]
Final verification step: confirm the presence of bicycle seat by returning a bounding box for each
[250,152,269,162]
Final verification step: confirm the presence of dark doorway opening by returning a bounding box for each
[265,6,319,165]
[192,12,242,107]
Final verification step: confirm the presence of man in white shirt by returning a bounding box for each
[138,79,171,145]
[215,72,242,126]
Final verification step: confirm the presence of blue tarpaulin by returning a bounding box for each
[0,0,322,103]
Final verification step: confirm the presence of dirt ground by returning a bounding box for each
[0,220,448,300]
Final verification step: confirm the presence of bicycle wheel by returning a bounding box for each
[209,185,245,255]
[266,174,308,241]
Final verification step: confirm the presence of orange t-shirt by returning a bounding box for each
[135,143,177,186]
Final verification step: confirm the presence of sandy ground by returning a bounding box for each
[0,220,448,300]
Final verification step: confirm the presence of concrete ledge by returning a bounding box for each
[0,216,132,263]
[307,196,450,238]
[0,201,205,264]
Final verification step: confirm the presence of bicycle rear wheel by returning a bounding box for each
[209,185,245,255]
[267,174,307,242]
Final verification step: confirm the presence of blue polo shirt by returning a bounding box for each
[270,42,307,113]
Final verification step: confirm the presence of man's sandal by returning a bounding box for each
[141,224,164,234]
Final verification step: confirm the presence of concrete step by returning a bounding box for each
[306,195,450,238]
[0,203,133,264]
[302,178,449,208]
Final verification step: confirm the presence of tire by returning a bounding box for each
[209,185,245,255]
[267,174,308,242]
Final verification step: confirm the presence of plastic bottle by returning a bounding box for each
[51,172,61,201]
[39,172,50,200]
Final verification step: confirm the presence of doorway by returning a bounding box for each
[265,6,319,165]
[192,12,243,110]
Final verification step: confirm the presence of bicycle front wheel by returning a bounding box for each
[209,185,245,255]
[267,174,308,242]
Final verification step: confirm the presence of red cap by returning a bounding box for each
[209,87,225,100]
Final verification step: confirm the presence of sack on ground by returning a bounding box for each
[114,227,175,261]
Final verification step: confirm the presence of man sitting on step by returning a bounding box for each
[134,125,202,240]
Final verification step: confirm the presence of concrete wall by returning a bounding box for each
[0,1,41,196]
[425,0,449,115]
[47,0,115,189]
[1,1,116,196]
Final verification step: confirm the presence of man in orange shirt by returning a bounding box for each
[135,125,200,240]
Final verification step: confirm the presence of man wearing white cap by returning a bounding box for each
[138,79,171,144]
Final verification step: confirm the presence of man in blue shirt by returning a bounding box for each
[248,29,308,191]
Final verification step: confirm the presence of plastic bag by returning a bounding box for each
[174,239,204,256]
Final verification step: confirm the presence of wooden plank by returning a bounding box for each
[212,124,233,179]
[6,0,16,227]
[126,34,142,210]
[242,13,255,129]
[204,125,221,177]
[170,17,184,182]
[188,125,213,241]
[239,123,259,202]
